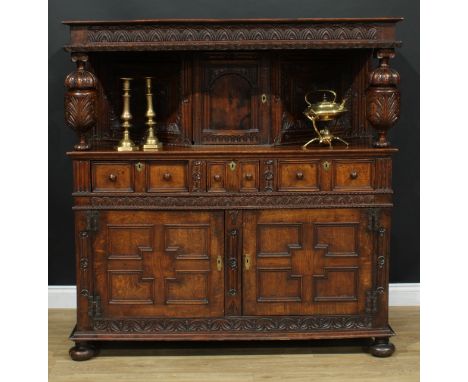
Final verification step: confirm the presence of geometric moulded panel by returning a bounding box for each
[108,271,154,304]
[257,223,302,257]
[313,267,359,302]
[314,223,359,257]
[107,225,153,259]
[164,224,210,259]
[165,271,209,305]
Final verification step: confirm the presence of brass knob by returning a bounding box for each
[108,174,117,182]
[350,171,358,180]
[214,174,222,182]
[296,171,304,180]
[163,173,172,181]
[244,173,253,181]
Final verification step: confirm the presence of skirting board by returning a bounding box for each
[48,283,420,309]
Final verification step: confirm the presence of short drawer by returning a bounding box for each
[207,161,228,193]
[332,160,374,190]
[240,160,259,192]
[91,162,134,192]
[278,160,320,191]
[147,161,189,192]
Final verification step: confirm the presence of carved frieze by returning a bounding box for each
[87,193,377,209]
[93,315,373,333]
[87,24,378,45]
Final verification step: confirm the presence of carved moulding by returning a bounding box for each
[65,53,98,150]
[85,193,379,210]
[366,49,400,147]
[87,24,378,44]
[93,315,373,333]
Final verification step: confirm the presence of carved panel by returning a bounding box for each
[261,160,275,192]
[190,160,205,192]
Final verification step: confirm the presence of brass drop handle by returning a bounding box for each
[244,254,251,271]
[213,174,222,182]
[108,174,117,182]
[244,173,253,181]
[163,173,172,181]
[296,171,304,180]
[350,171,358,180]
[217,255,223,271]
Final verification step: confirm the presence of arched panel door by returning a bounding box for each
[194,54,271,144]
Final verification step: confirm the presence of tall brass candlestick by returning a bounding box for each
[143,77,162,151]
[117,77,138,151]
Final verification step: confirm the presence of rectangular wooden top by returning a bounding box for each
[64,17,403,52]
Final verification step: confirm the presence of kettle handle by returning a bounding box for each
[304,90,337,106]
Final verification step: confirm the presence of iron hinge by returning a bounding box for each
[88,294,102,318]
[367,208,381,232]
[85,210,99,232]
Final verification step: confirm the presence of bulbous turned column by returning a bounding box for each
[366,49,400,147]
[64,53,98,150]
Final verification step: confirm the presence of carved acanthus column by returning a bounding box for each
[366,49,400,147]
[64,53,97,150]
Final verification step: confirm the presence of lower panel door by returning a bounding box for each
[242,209,372,316]
[93,210,224,317]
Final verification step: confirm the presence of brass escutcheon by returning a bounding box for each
[229,161,237,171]
[244,254,251,270]
[322,161,331,171]
[135,162,144,172]
[261,94,267,104]
[217,255,223,271]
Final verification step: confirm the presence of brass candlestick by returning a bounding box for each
[143,77,162,151]
[117,77,138,151]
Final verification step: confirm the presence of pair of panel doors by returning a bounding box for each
[93,209,372,318]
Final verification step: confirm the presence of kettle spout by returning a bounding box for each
[339,98,348,110]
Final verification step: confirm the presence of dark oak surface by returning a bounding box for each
[65,17,401,360]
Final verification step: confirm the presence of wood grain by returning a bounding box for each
[49,307,419,382]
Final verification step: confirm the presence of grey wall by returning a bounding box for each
[48,0,419,284]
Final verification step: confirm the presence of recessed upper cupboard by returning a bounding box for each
[87,51,372,147]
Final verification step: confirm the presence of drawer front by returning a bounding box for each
[207,161,228,193]
[147,161,189,192]
[332,160,374,190]
[278,160,320,191]
[240,160,259,192]
[92,162,134,192]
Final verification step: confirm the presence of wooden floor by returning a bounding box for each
[49,307,419,382]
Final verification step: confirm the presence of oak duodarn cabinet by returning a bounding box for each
[64,18,402,360]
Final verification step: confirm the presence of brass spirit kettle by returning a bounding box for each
[302,90,349,149]
[304,90,348,121]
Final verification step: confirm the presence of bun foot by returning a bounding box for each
[370,337,395,357]
[69,341,98,361]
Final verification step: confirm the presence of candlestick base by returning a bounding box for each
[143,141,162,151]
